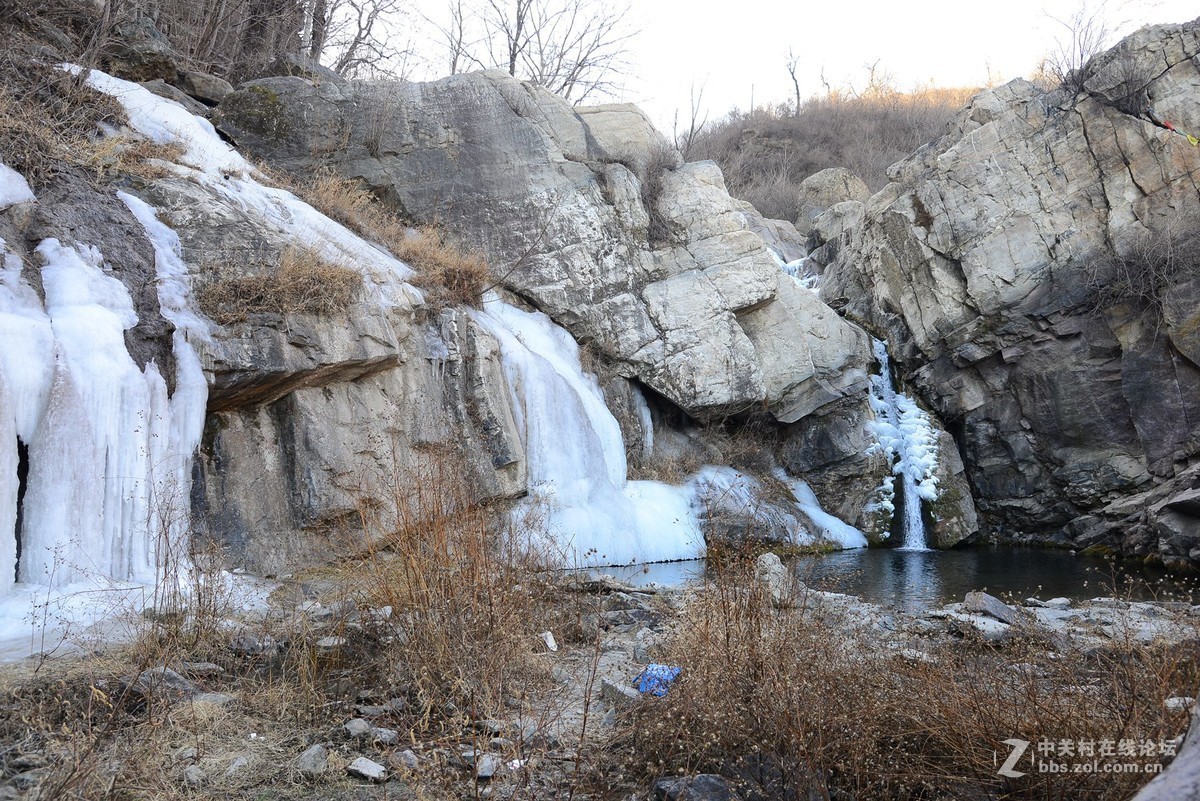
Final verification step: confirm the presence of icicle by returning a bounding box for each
[867,339,939,551]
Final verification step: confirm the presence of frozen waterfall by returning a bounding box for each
[475,299,705,566]
[867,339,939,551]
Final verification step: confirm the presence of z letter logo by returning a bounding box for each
[998,738,1030,778]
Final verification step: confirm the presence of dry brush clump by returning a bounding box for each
[688,87,974,219]
[195,244,362,324]
[610,555,1200,801]
[299,169,490,308]
[0,21,187,188]
[1082,221,1200,324]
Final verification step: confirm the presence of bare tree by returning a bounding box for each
[434,0,634,104]
[305,0,410,78]
[785,48,801,118]
[672,81,707,160]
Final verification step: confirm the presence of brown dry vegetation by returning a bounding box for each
[195,244,362,324]
[609,554,1200,801]
[688,87,977,220]
[0,451,581,800]
[0,12,187,188]
[300,169,490,308]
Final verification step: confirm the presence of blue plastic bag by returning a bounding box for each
[634,664,681,696]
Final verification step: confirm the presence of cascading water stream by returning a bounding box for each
[867,339,939,551]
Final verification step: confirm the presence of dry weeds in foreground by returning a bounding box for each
[610,553,1200,801]
[0,452,583,800]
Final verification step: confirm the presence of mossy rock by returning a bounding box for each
[217,84,292,143]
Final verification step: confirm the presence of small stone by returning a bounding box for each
[476,754,503,780]
[1044,597,1072,610]
[192,692,237,707]
[755,552,798,607]
[600,678,641,707]
[183,765,206,787]
[473,719,510,736]
[294,744,329,777]
[316,636,347,650]
[345,718,372,738]
[123,666,201,702]
[653,774,735,801]
[347,756,388,782]
[1024,598,1048,608]
[1165,696,1196,712]
[10,770,46,791]
[371,727,399,746]
[898,648,936,664]
[540,631,559,652]
[389,749,420,770]
[964,591,1019,625]
[224,756,250,778]
[175,746,198,763]
[179,661,224,676]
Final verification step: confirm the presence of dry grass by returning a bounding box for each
[300,169,490,308]
[610,555,1200,800]
[0,449,578,800]
[195,244,362,324]
[0,49,126,186]
[352,450,573,734]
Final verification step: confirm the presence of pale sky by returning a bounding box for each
[403,1,1199,133]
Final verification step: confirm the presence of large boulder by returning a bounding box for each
[214,71,873,426]
[823,18,1200,563]
[795,167,869,237]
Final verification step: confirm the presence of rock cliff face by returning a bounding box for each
[213,71,873,427]
[823,18,1200,567]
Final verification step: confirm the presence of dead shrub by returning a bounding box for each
[640,142,682,247]
[299,169,490,308]
[394,226,490,309]
[1082,220,1200,323]
[0,48,129,186]
[351,450,570,733]
[196,244,362,324]
[610,556,1200,800]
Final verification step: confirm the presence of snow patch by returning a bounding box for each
[0,163,36,210]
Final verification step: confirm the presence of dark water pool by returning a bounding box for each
[602,547,1198,613]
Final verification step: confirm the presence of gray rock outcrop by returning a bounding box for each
[822,18,1200,565]
[213,71,873,426]
[137,175,527,574]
